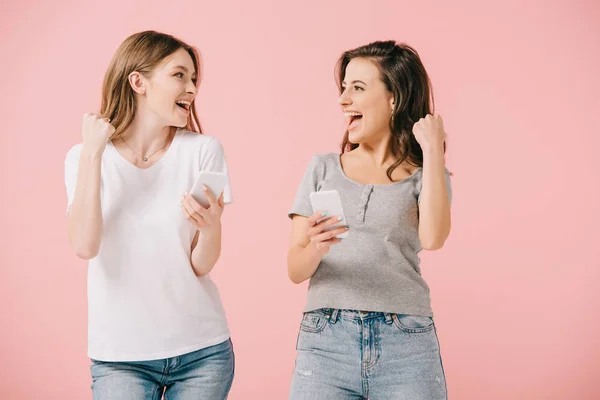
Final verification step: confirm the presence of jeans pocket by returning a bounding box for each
[299,310,329,333]
[393,314,435,333]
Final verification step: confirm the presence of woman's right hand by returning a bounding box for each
[306,211,350,257]
[81,113,114,156]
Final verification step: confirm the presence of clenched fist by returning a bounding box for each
[412,114,446,151]
[82,113,115,156]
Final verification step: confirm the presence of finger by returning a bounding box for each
[313,226,349,243]
[218,191,224,208]
[308,211,328,227]
[323,237,342,246]
[182,196,207,222]
[181,203,205,229]
[314,237,342,251]
[183,191,208,216]
[323,216,344,228]
[308,216,342,237]
[202,185,218,209]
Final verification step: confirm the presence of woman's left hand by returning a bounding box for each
[412,114,446,151]
[181,186,224,231]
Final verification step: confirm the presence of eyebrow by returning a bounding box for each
[342,80,367,86]
[172,65,197,77]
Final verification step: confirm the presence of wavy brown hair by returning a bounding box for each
[100,30,203,139]
[336,40,446,180]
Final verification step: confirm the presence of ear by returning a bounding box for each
[389,96,395,113]
[128,71,145,95]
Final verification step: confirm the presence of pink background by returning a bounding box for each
[1,0,599,398]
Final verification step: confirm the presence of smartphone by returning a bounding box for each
[189,171,229,208]
[309,190,349,239]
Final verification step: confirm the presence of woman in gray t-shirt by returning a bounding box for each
[288,41,453,400]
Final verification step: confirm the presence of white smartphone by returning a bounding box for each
[189,171,229,208]
[309,190,349,239]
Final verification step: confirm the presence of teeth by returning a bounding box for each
[176,100,191,105]
[344,112,362,117]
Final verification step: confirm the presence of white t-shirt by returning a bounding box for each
[64,129,233,362]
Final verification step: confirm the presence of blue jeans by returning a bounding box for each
[289,309,447,400]
[91,338,234,400]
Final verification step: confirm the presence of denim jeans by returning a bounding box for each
[90,338,234,400]
[289,309,447,400]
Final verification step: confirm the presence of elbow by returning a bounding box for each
[287,255,307,284]
[286,260,303,284]
[288,269,307,284]
[70,237,100,260]
[419,222,451,251]
[68,224,101,260]
[194,269,209,278]
[191,260,216,277]
[419,234,448,251]
[421,241,445,251]
[191,262,213,277]
[190,246,220,277]
[75,246,99,260]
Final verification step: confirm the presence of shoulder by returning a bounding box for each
[296,153,339,185]
[66,143,83,157]
[308,152,339,170]
[65,143,83,164]
[413,167,452,191]
[176,129,216,148]
[176,130,224,155]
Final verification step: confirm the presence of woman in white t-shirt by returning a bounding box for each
[64,30,234,400]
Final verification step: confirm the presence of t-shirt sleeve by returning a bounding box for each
[288,155,321,219]
[200,137,233,204]
[64,144,82,215]
[417,167,453,205]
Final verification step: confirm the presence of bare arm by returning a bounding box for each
[418,145,451,250]
[287,213,349,284]
[182,187,225,277]
[413,114,452,250]
[68,150,104,259]
[67,114,113,259]
[189,226,222,277]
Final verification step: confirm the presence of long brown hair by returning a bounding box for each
[336,41,446,180]
[100,30,203,139]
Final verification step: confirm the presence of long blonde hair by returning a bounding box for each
[100,30,203,139]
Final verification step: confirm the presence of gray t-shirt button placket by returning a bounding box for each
[356,184,374,223]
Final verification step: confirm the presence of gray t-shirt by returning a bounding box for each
[289,153,452,317]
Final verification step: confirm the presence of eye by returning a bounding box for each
[174,72,184,78]
[354,85,364,91]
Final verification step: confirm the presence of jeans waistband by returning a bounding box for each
[316,308,395,324]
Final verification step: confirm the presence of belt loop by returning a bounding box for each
[329,309,339,324]
[384,313,393,324]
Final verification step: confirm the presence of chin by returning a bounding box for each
[348,130,366,144]
[172,119,188,128]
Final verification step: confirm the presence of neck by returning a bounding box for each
[119,113,174,153]
[355,132,396,167]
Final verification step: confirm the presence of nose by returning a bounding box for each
[338,89,351,107]
[186,79,197,96]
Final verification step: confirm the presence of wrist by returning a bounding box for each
[198,223,221,238]
[81,145,105,160]
[421,142,444,156]
[306,241,325,260]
